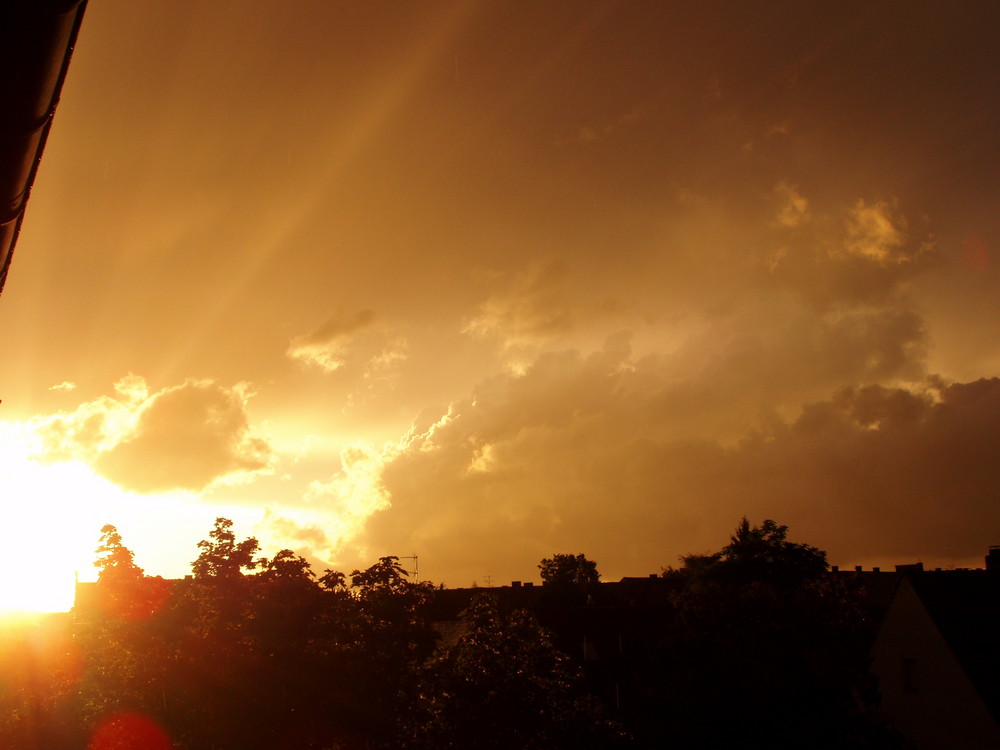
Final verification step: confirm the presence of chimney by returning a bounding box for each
[986,546,1000,572]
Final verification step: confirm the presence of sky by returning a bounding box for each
[1,1,999,609]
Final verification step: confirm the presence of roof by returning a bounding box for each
[0,0,88,296]
[907,570,1000,723]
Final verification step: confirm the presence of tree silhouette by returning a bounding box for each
[646,518,898,749]
[60,517,900,749]
[345,556,438,747]
[538,553,600,586]
[407,594,628,749]
[679,517,828,589]
[94,524,143,581]
[191,517,262,581]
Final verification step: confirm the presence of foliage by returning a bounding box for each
[190,517,262,581]
[0,516,902,749]
[407,595,628,749]
[678,517,828,589]
[646,518,898,749]
[347,556,439,747]
[90,525,169,621]
[94,524,143,581]
[538,553,600,586]
[0,615,83,749]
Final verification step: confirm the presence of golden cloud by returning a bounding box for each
[329,328,998,582]
[286,309,378,372]
[462,260,626,357]
[30,376,271,494]
[842,199,908,264]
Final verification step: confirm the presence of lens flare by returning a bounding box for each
[88,712,172,750]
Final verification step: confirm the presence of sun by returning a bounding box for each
[0,422,114,613]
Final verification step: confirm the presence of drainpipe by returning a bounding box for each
[0,0,88,296]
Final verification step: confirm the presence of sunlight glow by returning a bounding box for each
[0,422,124,612]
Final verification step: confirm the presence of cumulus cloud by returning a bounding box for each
[30,376,271,494]
[259,442,392,566]
[257,508,333,566]
[287,309,377,372]
[271,189,954,582]
[48,381,77,392]
[728,377,1000,561]
[329,329,999,583]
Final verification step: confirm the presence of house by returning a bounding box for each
[868,562,1000,750]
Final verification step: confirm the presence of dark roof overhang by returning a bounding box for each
[0,0,88,296]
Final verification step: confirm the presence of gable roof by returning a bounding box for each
[908,570,1000,723]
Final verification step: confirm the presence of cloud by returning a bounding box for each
[758,192,936,310]
[286,311,409,399]
[30,376,148,463]
[463,260,624,358]
[556,102,652,147]
[31,376,271,494]
[463,261,574,345]
[358,338,409,392]
[286,189,949,581]
[728,377,1000,561]
[843,199,909,264]
[48,381,77,392]
[287,309,377,372]
[258,507,332,558]
[317,320,998,583]
[259,442,392,566]
[773,182,809,228]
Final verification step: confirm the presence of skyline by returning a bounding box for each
[1,1,999,611]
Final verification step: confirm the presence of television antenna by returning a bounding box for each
[398,555,418,580]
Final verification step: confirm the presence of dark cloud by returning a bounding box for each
[758,196,938,311]
[292,310,377,349]
[286,310,409,386]
[340,334,998,583]
[730,378,1000,562]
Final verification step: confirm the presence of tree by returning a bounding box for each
[319,568,348,594]
[538,553,600,586]
[407,595,628,749]
[351,555,412,598]
[646,518,899,749]
[722,516,827,582]
[191,517,261,581]
[90,524,168,621]
[77,527,175,738]
[94,524,144,583]
[346,556,438,747]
